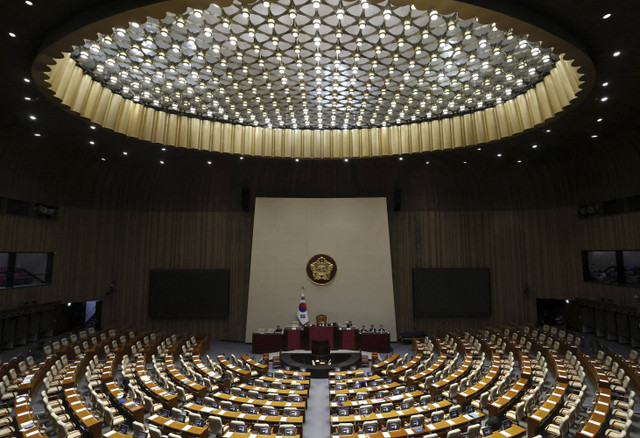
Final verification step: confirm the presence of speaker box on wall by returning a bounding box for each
[393,186,402,212]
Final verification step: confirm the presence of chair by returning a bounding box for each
[359,404,373,415]
[362,420,378,433]
[230,420,246,432]
[278,424,297,436]
[545,416,569,437]
[409,414,425,427]
[208,415,224,437]
[447,429,461,438]
[467,424,481,438]
[338,423,354,435]
[316,314,328,325]
[386,418,402,431]
[506,401,526,424]
[148,426,162,438]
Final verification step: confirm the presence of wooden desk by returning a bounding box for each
[576,388,611,438]
[409,353,446,385]
[236,382,308,398]
[17,356,56,396]
[148,413,208,438]
[257,375,310,389]
[63,387,102,438]
[329,390,429,411]
[330,410,484,437]
[103,431,133,438]
[388,354,424,380]
[488,425,527,438]
[104,380,145,422]
[526,382,567,438]
[135,355,178,408]
[329,374,381,388]
[284,328,303,350]
[306,326,336,350]
[252,333,284,354]
[218,355,252,381]
[372,354,399,374]
[15,394,48,438]
[330,399,454,428]
[458,352,501,406]
[339,328,358,350]
[241,355,269,375]
[222,432,300,438]
[488,377,529,418]
[430,349,473,396]
[184,402,304,430]
[330,369,367,379]
[192,355,221,380]
[331,381,400,398]
[165,355,206,397]
[212,390,306,410]
[360,333,391,352]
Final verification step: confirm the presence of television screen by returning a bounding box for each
[148,269,230,318]
[583,251,618,285]
[413,268,491,317]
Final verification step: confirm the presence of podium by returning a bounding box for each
[285,327,302,350]
[305,325,336,349]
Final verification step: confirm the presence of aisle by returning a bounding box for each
[305,377,330,437]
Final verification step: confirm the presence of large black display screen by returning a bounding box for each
[412,268,491,317]
[149,269,229,318]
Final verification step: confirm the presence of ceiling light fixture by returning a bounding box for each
[602,13,611,19]
[69,2,560,131]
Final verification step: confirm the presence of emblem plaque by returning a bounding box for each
[306,254,337,286]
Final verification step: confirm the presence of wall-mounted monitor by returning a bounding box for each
[148,269,229,318]
[412,268,491,317]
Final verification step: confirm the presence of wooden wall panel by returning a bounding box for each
[0,205,638,341]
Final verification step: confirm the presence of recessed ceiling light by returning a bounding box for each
[207,161,212,165]
[602,82,609,87]
[101,157,106,161]
[425,161,430,164]
[8,32,16,38]
[477,147,482,151]
[602,13,611,19]
[159,160,164,164]
[89,140,95,145]
[33,133,41,137]
[545,129,551,133]
[240,156,244,160]
[591,135,598,138]
[517,160,522,163]
[596,118,603,122]
[23,78,30,83]
[601,97,608,102]
[613,51,621,57]
[29,115,36,120]
[344,158,349,162]
[398,157,403,161]
[532,144,538,149]
[90,125,96,130]
[122,151,128,155]
[496,153,502,157]
[161,147,166,151]
[25,0,33,5]
[463,161,468,164]
[24,97,31,101]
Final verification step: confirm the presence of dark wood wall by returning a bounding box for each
[1,204,638,341]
